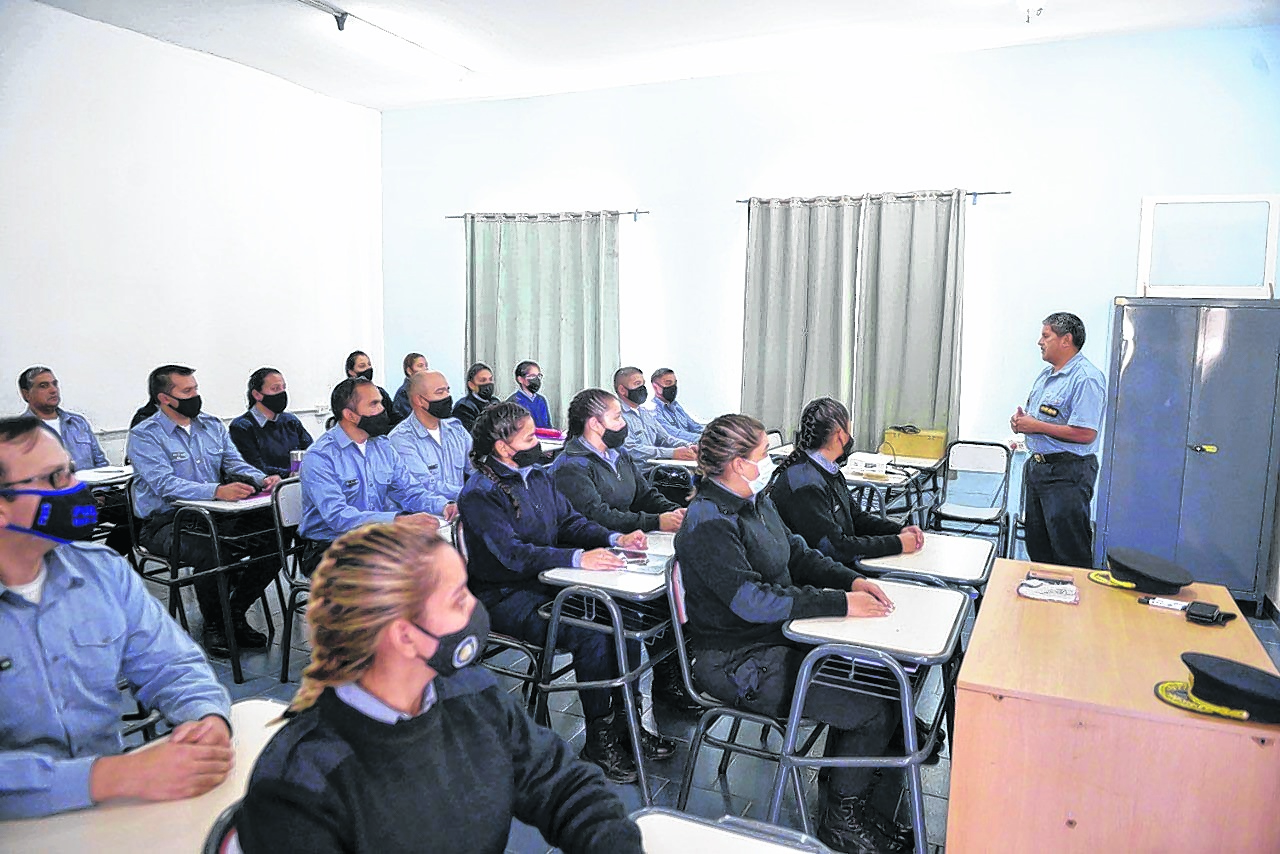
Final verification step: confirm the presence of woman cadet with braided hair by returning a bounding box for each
[674,413,913,853]
[457,401,676,785]
[769,397,924,564]
[237,522,641,854]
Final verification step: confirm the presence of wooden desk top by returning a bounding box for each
[958,559,1280,734]
[2,699,286,853]
[861,533,994,584]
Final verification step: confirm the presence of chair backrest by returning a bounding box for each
[765,429,784,450]
[272,477,304,528]
[124,476,143,550]
[453,517,468,559]
[942,440,1012,508]
[202,800,241,854]
[664,559,712,708]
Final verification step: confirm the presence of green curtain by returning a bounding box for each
[465,212,621,428]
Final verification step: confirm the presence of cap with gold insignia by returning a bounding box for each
[1089,547,1194,595]
[1155,652,1280,724]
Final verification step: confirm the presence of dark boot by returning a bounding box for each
[581,716,638,783]
[887,716,944,765]
[820,793,913,854]
[613,713,676,761]
[202,626,230,658]
[650,656,702,712]
[233,616,269,649]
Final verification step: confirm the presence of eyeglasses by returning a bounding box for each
[524,373,543,380]
[0,463,77,493]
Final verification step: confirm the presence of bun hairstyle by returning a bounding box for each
[469,401,534,517]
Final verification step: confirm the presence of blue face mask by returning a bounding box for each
[2,482,99,545]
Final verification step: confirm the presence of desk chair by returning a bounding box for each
[1007,456,1031,559]
[647,463,693,508]
[927,440,1011,552]
[273,478,309,683]
[202,801,241,854]
[125,477,188,631]
[667,561,826,811]
[766,429,785,451]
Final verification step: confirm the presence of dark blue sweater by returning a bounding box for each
[769,454,903,564]
[228,410,313,478]
[457,460,614,596]
[550,437,677,533]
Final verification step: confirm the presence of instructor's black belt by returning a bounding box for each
[1031,451,1088,464]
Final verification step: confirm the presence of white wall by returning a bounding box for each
[0,0,383,456]
[382,25,1280,440]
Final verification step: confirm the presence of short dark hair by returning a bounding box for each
[650,368,675,384]
[345,350,368,374]
[515,360,539,379]
[148,364,195,403]
[330,377,373,420]
[1043,312,1086,349]
[0,416,46,484]
[17,366,52,393]
[402,352,425,376]
[466,362,492,385]
[613,366,642,390]
[246,367,281,408]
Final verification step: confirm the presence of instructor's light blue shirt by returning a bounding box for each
[1024,352,1106,456]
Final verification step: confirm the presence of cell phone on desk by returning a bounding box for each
[1026,568,1074,584]
[610,549,649,565]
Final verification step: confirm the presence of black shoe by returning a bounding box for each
[650,660,703,713]
[845,795,914,852]
[233,619,269,649]
[614,716,677,761]
[581,719,638,784]
[817,797,895,854]
[888,717,944,765]
[202,627,230,658]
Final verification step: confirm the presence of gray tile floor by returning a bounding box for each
[143,577,1280,854]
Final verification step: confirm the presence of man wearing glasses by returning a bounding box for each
[0,416,233,820]
[507,360,553,429]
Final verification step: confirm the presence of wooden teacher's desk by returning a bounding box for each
[947,559,1280,852]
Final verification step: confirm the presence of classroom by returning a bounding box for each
[2,1,1279,851]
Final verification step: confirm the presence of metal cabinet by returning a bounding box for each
[1094,298,1280,609]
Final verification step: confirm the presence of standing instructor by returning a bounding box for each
[1010,312,1106,568]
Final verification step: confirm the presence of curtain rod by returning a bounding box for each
[736,191,1011,204]
[446,210,650,221]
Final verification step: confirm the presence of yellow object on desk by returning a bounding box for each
[881,427,946,459]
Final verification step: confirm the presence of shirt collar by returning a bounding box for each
[334,681,437,724]
[250,407,272,427]
[1,543,89,600]
[806,449,839,474]
[23,406,64,421]
[492,456,535,484]
[1051,351,1087,376]
[701,476,756,511]
[572,436,619,467]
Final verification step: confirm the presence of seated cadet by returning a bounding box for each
[452,361,497,433]
[391,352,428,423]
[229,367,314,479]
[506,360,553,429]
[18,366,108,470]
[641,368,705,444]
[770,397,923,564]
[129,365,281,657]
[675,414,912,854]
[613,366,696,471]
[457,402,674,783]
[550,388,698,712]
[237,522,642,854]
[298,377,440,575]
[388,370,469,522]
[0,416,233,820]
[344,350,402,426]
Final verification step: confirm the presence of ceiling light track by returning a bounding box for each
[292,0,473,73]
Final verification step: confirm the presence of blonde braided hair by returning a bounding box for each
[282,522,449,718]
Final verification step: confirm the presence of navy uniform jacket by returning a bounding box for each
[769,452,903,564]
[550,437,677,533]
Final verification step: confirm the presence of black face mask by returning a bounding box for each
[426,395,454,420]
[601,423,629,449]
[625,385,648,406]
[3,482,99,545]
[259,391,288,415]
[476,383,496,400]
[660,384,678,404]
[358,411,392,438]
[356,368,374,382]
[511,444,545,468]
[168,394,203,419]
[524,377,543,395]
[835,434,856,467]
[412,600,490,679]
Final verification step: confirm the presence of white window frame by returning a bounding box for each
[1136,194,1279,299]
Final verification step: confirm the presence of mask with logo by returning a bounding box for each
[168,394,203,419]
[477,383,496,400]
[358,411,392,438]
[412,600,490,678]
[660,385,678,404]
[601,423,629,450]
[524,377,543,395]
[2,482,99,545]
[511,444,545,468]
[426,396,454,420]
[356,368,375,382]
[744,456,777,496]
[625,385,649,406]
[260,391,288,415]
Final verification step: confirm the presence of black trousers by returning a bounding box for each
[140,509,279,628]
[1023,453,1099,568]
[692,643,894,798]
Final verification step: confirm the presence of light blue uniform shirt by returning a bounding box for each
[334,681,436,723]
[0,542,230,820]
[387,414,474,514]
[1025,351,1107,456]
[26,407,109,470]
[299,425,438,542]
[641,397,704,444]
[619,401,685,469]
[127,411,265,519]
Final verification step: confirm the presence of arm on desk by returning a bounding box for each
[785,531,862,592]
[0,753,98,819]
[776,481,903,562]
[506,693,643,853]
[127,431,218,503]
[456,485,578,575]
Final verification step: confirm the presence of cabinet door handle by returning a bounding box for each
[1188,443,1219,454]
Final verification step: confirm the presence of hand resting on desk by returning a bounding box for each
[846,578,895,617]
[89,715,233,804]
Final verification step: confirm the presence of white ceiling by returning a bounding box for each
[34,0,1280,110]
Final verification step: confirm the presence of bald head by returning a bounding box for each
[410,370,453,422]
